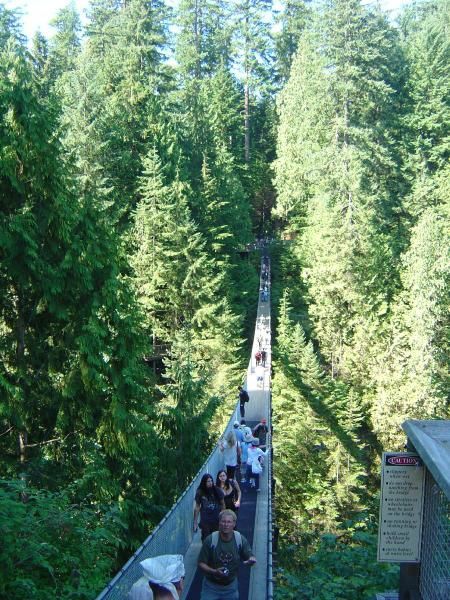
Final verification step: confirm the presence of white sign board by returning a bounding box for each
[378,452,425,563]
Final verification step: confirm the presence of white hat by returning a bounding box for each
[135,555,185,600]
[234,420,240,427]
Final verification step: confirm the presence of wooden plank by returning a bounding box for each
[402,420,450,501]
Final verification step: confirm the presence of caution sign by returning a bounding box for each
[378,452,425,563]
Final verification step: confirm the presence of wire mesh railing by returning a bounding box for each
[419,471,450,599]
[266,392,274,600]
[95,402,241,600]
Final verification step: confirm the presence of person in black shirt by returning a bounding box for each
[194,474,226,541]
[252,418,268,448]
[238,386,249,418]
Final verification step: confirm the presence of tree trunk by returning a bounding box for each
[15,291,28,464]
[244,78,250,163]
[244,10,250,163]
[19,431,28,464]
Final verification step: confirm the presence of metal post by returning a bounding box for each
[397,438,421,600]
[399,563,421,599]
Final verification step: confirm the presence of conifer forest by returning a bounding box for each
[0,0,448,598]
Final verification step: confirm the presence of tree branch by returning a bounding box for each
[0,426,14,437]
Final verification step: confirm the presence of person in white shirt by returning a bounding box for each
[219,430,240,479]
[246,438,268,491]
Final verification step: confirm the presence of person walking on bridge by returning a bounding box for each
[194,474,226,541]
[261,349,267,367]
[219,430,240,480]
[252,418,268,448]
[238,386,249,418]
[216,470,241,514]
[246,438,269,491]
[198,509,256,599]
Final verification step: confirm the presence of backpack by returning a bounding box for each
[210,530,242,553]
[240,389,249,403]
[251,456,263,474]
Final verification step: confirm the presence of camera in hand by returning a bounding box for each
[220,567,229,576]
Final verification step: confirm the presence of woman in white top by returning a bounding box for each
[219,430,240,479]
[246,438,268,491]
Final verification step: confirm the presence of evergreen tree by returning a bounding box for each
[155,326,220,494]
[400,0,450,217]
[372,207,450,447]
[59,0,174,226]
[232,0,274,162]
[275,0,406,379]
[48,0,82,79]
[0,37,159,550]
[274,0,312,82]
[0,3,26,47]
[129,148,224,343]
[176,0,232,79]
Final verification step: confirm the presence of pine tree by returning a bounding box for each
[48,1,82,79]
[0,37,159,548]
[400,0,450,217]
[232,0,274,162]
[372,207,450,447]
[129,148,223,343]
[58,0,174,226]
[274,0,312,82]
[0,4,26,48]
[275,0,406,379]
[155,326,220,493]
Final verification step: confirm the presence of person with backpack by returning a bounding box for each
[246,438,269,491]
[261,349,267,367]
[198,509,256,599]
[238,386,249,418]
[252,418,268,448]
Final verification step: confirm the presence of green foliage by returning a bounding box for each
[276,515,399,600]
[272,0,448,595]
[274,0,312,83]
[48,1,82,78]
[0,479,120,600]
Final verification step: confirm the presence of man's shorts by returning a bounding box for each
[200,577,239,599]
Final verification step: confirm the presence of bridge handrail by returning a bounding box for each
[267,391,274,600]
[95,396,242,599]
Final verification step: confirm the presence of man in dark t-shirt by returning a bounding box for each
[198,509,256,599]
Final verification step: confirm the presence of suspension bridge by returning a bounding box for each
[95,252,274,600]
